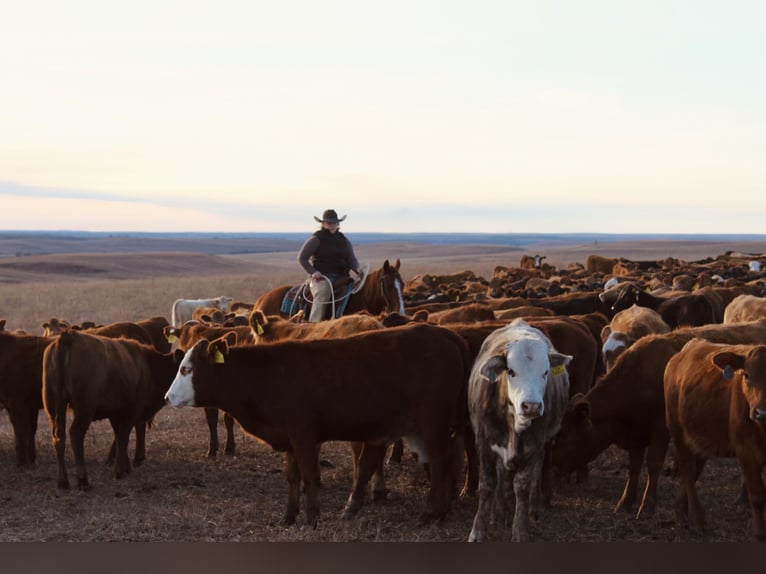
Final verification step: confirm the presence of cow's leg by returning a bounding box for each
[50,408,69,489]
[293,444,321,528]
[387,438,404,464]
[342,441,386,519]
[461,426,479,498]
[468,442,497,542]
[204,408,220,458]
[223,413,236,455]
[283,452,301,526]
[637,434,670,518]
[9,408,35,467]
[69,414,92,490]
[674,441,705,532]
[132,421,147,466]
[110,419,133,479]
[739,460,766,541]
[511,462,534,542]
[615,447,644,513]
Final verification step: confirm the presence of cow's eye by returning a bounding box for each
[181,367,192,376]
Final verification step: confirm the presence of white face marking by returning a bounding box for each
[402,435,429,464]
[602,331,628,354]
[394,278,405,315]
[503,337,550,431]
[165,347,197,407]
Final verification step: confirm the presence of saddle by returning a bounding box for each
[280,276,355,319]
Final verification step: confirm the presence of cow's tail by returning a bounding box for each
[43,331,74,436]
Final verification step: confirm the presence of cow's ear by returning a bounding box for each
[712,351,745,378]
[481,355,506,384]
[207,337,230,364]
[549,352,572,373]
[173,349,185,365]
[250,310,269,333]
[572,396,592,428]
[600,325,612,344]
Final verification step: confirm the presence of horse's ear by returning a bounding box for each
[394,258,400,271]
[383,259,390,272]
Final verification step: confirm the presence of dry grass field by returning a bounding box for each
[1,237,765,544]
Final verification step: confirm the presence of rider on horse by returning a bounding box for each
[297,209,364,322]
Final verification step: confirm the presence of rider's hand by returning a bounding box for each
[311,271,322,281]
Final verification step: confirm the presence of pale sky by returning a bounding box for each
[2,1,765,234]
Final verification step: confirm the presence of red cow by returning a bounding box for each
[42,331,180,489]
[165,324,470,527]
[664,338,766,541]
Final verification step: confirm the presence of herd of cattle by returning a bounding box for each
[2,250,766,541]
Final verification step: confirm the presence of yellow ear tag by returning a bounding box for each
[255,321,264,335]
[550,365,566,377]
[214,350,225,364]
[167,334,178,343]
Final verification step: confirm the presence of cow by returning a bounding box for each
[520,255,546,270]
[585,254,618,275]
[42,330,180,490]
[664,338,766,541]
[467,319,571,542]
[134,316,173,354]
[551,319,766,519]
[600,304,670,371]
[249,310,384,343]
[171,296,233,327]
[164,323,470,528]
[163,320,253,457]
[724,294,766,324]
[0,330,52,466]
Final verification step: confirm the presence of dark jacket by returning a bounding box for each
[298,229,360,276]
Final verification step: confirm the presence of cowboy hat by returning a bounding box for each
[313,209,347,224]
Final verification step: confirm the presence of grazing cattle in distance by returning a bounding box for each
[664,338,766,540]
[551,319,766,519]
[467,319,571,542]
[520,255,546,270]
[249,310,384,343]
[724,294,766,324]
[0,331,53,466]
[600,304,670,371]
[171,296,233,327]
[42,330,180,489]
[165,323,470,528]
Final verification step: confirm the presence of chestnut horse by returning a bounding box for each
[254,259,406,319]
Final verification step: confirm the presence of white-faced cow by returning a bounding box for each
[467,318,571,542]
[664,338,766,541]
[165,323,469,528]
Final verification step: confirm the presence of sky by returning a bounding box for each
[2,1,765,234]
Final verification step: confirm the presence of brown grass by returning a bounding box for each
[0,239,762,542]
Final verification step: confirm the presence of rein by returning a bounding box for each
[300,263,371,318]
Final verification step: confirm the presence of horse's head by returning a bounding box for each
[379,258,406,315]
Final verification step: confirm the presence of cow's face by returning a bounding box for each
[165,343,201,407]
[481,337,555,433]
[715,345,766,424]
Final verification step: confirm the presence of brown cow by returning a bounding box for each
[724,294,766,324]
[164,323,470,527]
[664,338,766,540]
[519,254,546,270]
[585,255,618,275]
[0,331,52,466]
[42,330,180,489]
[600,304,670,371]
[249,310,384,343]
[551,319,766,519]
